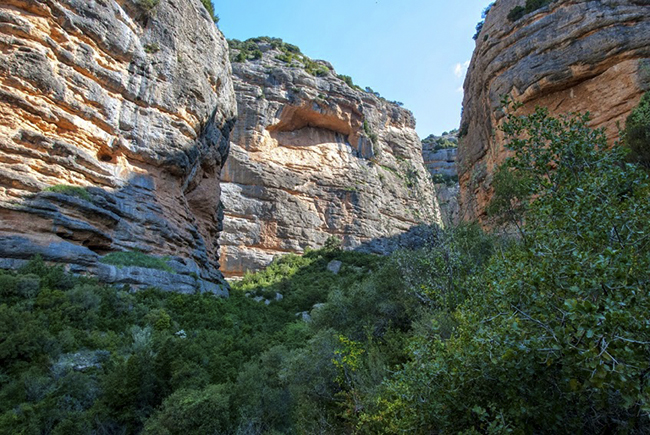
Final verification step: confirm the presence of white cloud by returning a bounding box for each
[453,60,470,79]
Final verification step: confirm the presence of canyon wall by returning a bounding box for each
[459,0,650,221]
[0,0,236,294]
[421,132,459,225]
[221,39,440,276]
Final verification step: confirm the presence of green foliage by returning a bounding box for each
[323,235,343,251]
[508,0,555,21]
[199,0,219,23]
[5,105,648,433]
[422,133,458,150]
[143,43,159,54]
[625,91,650,170]
[229,37,331,78]
[100,250,173,272]
[43,184,92,202]
[430,173,459,186]
[135,0,159,12]
[337,74,363,91]
[473,2,494,40]
[364,107,650,433]
[363,120,378,145]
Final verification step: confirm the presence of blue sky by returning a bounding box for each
[216,0,491,138]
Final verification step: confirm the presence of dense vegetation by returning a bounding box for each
[422,132,458,151]
[3,102,650,433]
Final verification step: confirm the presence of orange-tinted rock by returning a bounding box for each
[0,0,236,293]
[459,0,650,221]
[221,40,441,276]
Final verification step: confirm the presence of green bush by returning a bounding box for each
[363,106,650,433]
[508,0,555,21]
[625,91,650,170]
[200,0,218,23]
[44,184,92,202]
[100,250,173,272]
[135,0,159,12]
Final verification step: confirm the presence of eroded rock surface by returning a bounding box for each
[221,40,440,276]
[0,0,236,293]
[459,0,650,221]
[421,132,460,225]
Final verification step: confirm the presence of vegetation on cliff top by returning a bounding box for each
[228,37,407,103]
[228,37,330,77]
[508,0,556,22]
[3,104,650,433]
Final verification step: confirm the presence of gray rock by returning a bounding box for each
[327,260,343,274]
[220,40,442,277]
[0,0,237,291]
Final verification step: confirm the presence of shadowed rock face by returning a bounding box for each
[0,0,236,293]
[459,0,650,221]
[221,41,441,276]
[421,132,459,226]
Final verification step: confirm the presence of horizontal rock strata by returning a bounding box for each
[221,40,441,276]
[0,0,236,293]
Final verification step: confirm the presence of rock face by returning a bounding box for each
[221,39,440,276]
[0,0,236,294]
[459,0,650,221]
[421,132,460,225]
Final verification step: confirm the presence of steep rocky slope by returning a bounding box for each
[221,38,440,276]
[459,0,650,221]
[0,0,236,293]
[421,132,459,225]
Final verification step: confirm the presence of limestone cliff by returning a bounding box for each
[421,132,459,225]
[0,0,236,294]
[221,38,440,276]
[459,0,650,221]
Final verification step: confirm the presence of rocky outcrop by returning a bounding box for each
[421,132,460,225]
[459,0,650,221]
[0,0,236,293]
[221,39,440,276]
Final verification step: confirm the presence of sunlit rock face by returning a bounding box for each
[459,0,650,221]
[221,40,441,277]
[0,0,236,293]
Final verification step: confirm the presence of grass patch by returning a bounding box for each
[101,250,173,272]
[44,185,92,202]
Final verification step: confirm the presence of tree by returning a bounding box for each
[367,106,650,433]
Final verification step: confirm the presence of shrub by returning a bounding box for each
[44,185,92,202]
[200,0,219,23]
[508,0,554,22]
[624,91,650,170]
[369,106,650,433]
[135,0,159,12]
[337,74,362,91]
[100,250,173,272]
